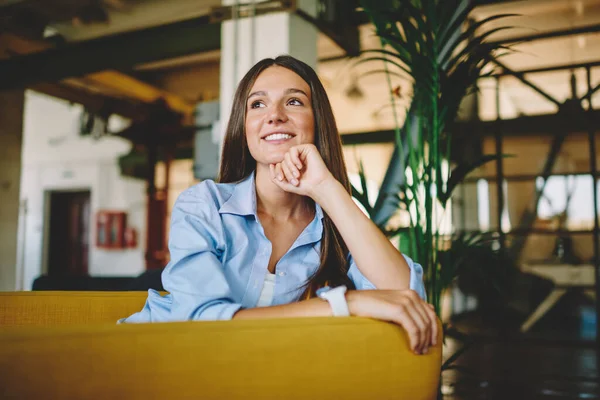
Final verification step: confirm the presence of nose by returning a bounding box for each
[268,104,288,124]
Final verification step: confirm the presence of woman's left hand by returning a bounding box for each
[269,144,335,199]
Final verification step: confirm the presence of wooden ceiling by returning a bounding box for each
[1,0,599,127]
[0,0,208,122]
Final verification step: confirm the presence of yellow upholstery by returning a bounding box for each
[0,291,442,399]
[0,291,149,326]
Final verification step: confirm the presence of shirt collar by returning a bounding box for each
[218,172,257,217]
[218,170,325,223]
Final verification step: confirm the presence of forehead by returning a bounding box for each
[250,66,311,96]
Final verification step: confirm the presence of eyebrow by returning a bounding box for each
[247,88,309,100]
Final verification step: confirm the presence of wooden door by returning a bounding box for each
[47,190,91,276]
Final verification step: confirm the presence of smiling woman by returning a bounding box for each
[120,55,437,356]
[245,66,315,167]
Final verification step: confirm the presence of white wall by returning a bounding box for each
[16,91,147,290]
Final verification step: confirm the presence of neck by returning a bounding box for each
[254,164,313,221]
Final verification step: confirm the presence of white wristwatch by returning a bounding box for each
[316,285,350,317]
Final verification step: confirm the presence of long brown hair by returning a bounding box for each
[218,55,355,299]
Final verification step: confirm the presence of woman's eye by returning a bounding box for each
[250,101,264,109]
[287,98,303,106]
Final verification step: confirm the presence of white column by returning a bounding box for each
[218,0,318,143]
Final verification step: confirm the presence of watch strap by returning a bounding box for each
[318,286,350,317]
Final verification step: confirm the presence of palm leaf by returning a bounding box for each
[438,154,513,206]
[443,26,516,74]
[438,14,519,68]
[351,162,374,218]
[437,0,474,46]
[359,0,515,319]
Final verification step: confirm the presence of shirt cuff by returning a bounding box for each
[404,254,427,301]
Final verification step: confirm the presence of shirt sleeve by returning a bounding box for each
[160,190,243,321]
[347,254,427,300]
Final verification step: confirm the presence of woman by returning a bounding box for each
[121,55,437,355]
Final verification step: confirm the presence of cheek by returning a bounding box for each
[302,114,315,142]
[244,115,262,158]
[245,114,260,137]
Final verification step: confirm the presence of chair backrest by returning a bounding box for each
[0,291,149,327]
[0,317,442,400]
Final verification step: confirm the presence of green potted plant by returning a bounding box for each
[350,3,518,395]
[353,0,515,315]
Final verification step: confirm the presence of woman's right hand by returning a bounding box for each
[346,290,438,355]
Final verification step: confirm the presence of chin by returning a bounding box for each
[267,155,286,165]
[263,151,287,164]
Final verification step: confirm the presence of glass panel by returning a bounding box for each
[478,133,600,178]
[506,180,537,231]
[501,136,553,176]
[486,179,510,232]
[565,175,594,231]
[556,133,594,175]
[512,232,558,264]
[451,182,481,232]
[512,175,596,231]
[571,233,595,265]
[466,136,501,178]
[507,232,593,266]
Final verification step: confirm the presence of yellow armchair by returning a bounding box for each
[0,291,442,400]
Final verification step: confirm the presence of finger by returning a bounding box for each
[290,147,303,170]
[280,157,299,186]
[422,302,437,346]
[392,305,421,353]
[269,164,277,180]
[271,164,294,192]
[284,153,300,180]
[408,296,433,351]
[426,305,439,346]
[275,163,284,181]
[403,300,429,354]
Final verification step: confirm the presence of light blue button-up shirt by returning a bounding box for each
[121,172,426,323]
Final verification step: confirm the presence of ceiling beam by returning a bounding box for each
[30,82,149,121]
[487,59,600,78]
[84,71,195,117]
[0,14,220,91]
[341,109,600,145]
[0,0,364,89]
[488,23,600,46]
[0,33,195,120]
[0,0,25,6]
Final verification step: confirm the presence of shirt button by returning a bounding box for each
[278,271,286,277]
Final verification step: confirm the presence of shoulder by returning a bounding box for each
[169,180,239,240]
[175,179,237,211]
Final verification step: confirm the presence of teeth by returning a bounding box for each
[264,133,292,141]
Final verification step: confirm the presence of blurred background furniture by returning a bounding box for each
[520,263,595,332]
